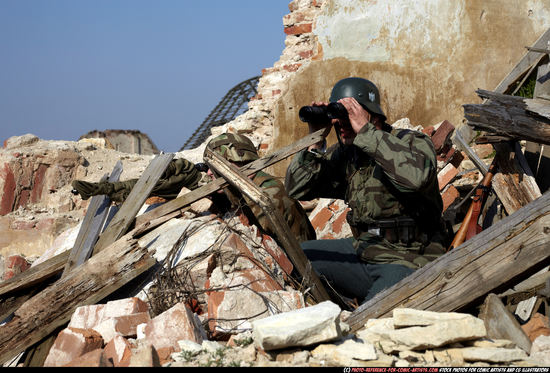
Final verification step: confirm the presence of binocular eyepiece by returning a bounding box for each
[299,102,348,123]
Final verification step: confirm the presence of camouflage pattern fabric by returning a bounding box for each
[205,133,259,163]
[286,122,446,268]
[245,171,316,243]
[72,158,202,203]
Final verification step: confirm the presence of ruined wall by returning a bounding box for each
[80,129,160,155]
[240,0,550,177]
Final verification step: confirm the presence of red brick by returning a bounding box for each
[431,120,455,152]
[441,185,460,212]
[156,346,176,366]
[0,163,16,215]
[310,207,332,231]
[103,335,132,367]
[299,50,314,59]
[283,63,302,72]
[103,297,149,319]
[450,150,465,168]
[332,209,350,234]
[522,313,550,342]
[63,349,112,367]
[284,23,312,35]
[144,302,204,350]
[261,234,293,275]
[422,126,435,137]
[95,312,151,342]
[17,190,30,210]
[44,327,104,367]
[4,255,30,279]
[438,164,458,191]
[437,144,455,163]
[30,163,48,204]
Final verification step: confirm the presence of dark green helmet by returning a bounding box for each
[329,77,386,120]
[205,133,259,163]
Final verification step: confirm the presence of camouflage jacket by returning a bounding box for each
[244,170,316,244]
[285,123,446,268]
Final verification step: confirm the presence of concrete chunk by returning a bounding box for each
[387,317,486,350]
[252,301,343,351]
[393,308,472,328]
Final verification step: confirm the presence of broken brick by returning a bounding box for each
[44,327,104,367]
[63,349,112,367]
[103,335,132,367]
[310,207,332,232]
[144,302,205,351]
[438,163,459,191]
[441,185,460,212]
[431,120,455,152]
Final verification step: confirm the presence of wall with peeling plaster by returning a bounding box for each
[266,0,550,177]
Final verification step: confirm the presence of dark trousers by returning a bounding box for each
[301,238,414,305]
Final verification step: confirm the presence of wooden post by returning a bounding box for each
[93,153,174,254]
[63,160,123,274]
[203,148,331,304]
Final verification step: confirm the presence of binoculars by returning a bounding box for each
[298,102,348,123]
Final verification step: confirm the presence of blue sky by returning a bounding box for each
[0,0,290,152]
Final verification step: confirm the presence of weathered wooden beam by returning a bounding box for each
[203,148,331,304]
[492,142,542,215]
[0,251,70,298]
[479,293,532,353]
[134,129,327,228]
[0,232,156,365]
[464,90,550,145]
[347,190,550,333]
[63,161,123,275]
[92,153,174,255]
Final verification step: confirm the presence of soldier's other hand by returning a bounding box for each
[338,97,371,134]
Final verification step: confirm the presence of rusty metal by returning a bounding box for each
[180,76,260,151]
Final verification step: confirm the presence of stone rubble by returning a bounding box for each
[31,296,550,368]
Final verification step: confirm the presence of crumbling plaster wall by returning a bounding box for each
[249,0,550,177]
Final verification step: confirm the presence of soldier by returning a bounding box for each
[285,77,450,307]
[72,158,207,203]
[205,133,316,244]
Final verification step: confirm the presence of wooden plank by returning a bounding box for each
[0,250,70,298]
[203,148,331,303]
[494,28,550,94]
[526,46,550,55]
[0,232,156,365]
[92,153,174,254]
[492,142,542,215]
[464,90,550,145]
[63,161,123,275]
[134,129,327,228]
[479,293,532,353]
[347,191,550,333]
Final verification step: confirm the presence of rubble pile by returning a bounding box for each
[21,298,550,367]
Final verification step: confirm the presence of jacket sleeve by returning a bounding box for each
[353,123,438,193]
[284,145,347,201]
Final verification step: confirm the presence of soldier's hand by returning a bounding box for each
[338,97,371,134]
